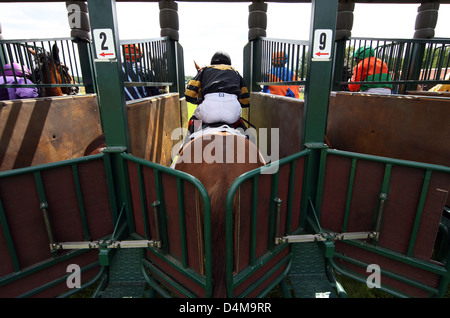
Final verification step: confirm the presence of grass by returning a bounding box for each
[334,274,393,298]
[69,271,450,298]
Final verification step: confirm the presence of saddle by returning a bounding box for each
[188,116,249,135]
[171,117,256,169]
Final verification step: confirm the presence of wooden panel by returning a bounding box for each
[126,93,183,166]
[249,92,305,159]
[327,92,450,206]
[327,92,450,167]
[0,94,102,171]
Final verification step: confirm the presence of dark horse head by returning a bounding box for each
[28,43,79,97]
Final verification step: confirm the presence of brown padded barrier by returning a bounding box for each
[250,91,450,206]
[249,92,304,159]
[250,92,449,169]
[327,92,450,168]
[0,95,102,171]
[126,94,187,167]
[320,154,450,297]
[0,158,113,297]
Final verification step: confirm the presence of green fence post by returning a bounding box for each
[86,0,129,149]
[86,0,131,240]
[303,0,338,146]
[301,0,338,229]
[166,40,185,97]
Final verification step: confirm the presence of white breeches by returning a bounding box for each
[193,92,242,124]
[364,87,392,94]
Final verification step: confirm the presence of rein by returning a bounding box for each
[31,49,78,96]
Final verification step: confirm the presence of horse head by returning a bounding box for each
[28,43,79,97]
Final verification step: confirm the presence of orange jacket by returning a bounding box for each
[349,57,392,92]
[264,71,300,98]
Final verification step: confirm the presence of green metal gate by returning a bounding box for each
[223,146,450,298]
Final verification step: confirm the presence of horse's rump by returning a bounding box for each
[174,131,265,297]
[84,134,106,156]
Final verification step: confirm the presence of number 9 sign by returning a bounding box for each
[313,29,332,60]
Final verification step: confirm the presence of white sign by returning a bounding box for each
[93,28,116,60]
[313,29,332,60]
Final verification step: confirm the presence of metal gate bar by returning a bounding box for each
[225,149,311,296]
[120,152,213,297]
[0,154,116,297]
[319,148,450,297]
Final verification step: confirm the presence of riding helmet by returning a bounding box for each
[124,44,142,62]
[2,63,32,77]
[211,51,231,65]
[353,46,375,61]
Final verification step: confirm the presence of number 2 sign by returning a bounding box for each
[312,29,332,60]
[93,29,116,60]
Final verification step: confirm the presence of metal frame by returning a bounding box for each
[0,0,449,298]
[0,153,119,297]
[0,37,94,92]
[334,37,450,93]
[318,148,450,297]
[119,152,214,297]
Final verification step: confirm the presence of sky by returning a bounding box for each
[0,1,449,77]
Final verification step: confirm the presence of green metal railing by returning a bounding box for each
[225,149,311,297]
[0,36,181,98]
[248,36,450,94]
[120,37,174,91]
[257,37,309,86]
[337,37,450,93]
[120,152,213,297]
[0,153,119,297]
[317,149,450,298]
[224,145,450,298]
[0,37,94,93]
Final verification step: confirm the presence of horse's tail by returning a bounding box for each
[209,180,228,298]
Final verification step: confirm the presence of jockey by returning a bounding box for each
[348,46,393,94]
[0,63,38,100]
[122,44,160,100]
[262,51,300,98]
[185,51,250,134]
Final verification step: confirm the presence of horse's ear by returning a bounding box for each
[194,60,202,72]
[52,43,60,63]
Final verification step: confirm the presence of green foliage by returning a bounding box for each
[422,45,450,69]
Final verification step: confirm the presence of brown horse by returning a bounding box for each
[83,134,106,156]
[28,43,78,97]
[173,131,265,297]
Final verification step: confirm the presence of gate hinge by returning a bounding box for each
[50,239,162,251]
[275,231,378,245]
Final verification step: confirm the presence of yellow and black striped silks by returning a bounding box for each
[185,64,250,107]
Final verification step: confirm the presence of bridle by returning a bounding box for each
[32,50,78,96]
